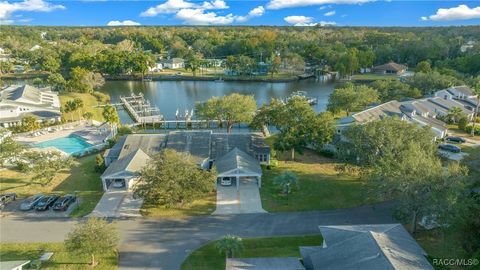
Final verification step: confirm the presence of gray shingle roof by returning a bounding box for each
[351,101,403,123]
[372,62,407,72]
[226,257,305,270]
[210,133,270,160]
[301,224,433,270]
[215,147,262,176]
[166,131,211,164]
[101,148,151,179]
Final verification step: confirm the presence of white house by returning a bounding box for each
[0,85,61,128]
[160,58,184,69]
[29,45,42,51]
[148,62,163,72]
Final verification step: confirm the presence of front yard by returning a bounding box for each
[0,243,117,269]
[0,155,103,217]
[260,149,373,212]
[181,235,322,270]
[58,92,110,122]
[140,192,216,218]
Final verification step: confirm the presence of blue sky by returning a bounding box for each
[1,0,480,26]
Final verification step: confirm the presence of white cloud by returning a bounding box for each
[284,15,314,25]
[267,0,372,9]
[324,10,336,16]
[0,0,64,23]
[284,15,335,26]
[237,6,265,22]
[141,0,228,17]
[421,5,480,21]
[107,20,141,26]
[175,8,235,25]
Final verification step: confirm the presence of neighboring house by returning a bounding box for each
[226,257,305,270]
[204,58,224,67]
[0,47,11,62]
[460,41,476,53]
[29,45,41,51]
[371,61,407,75]
[13,65,25,73]
[101,131,270,191]
[0,260,31,270]
[300,224,433,270]
[148,62,163,72]
[335,86,478,140]
[0,85,61,128]
[160,58,184,69]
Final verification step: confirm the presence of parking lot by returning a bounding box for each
[0,197,79,218]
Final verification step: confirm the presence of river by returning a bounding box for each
[99,79,337,124]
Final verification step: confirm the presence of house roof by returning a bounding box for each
[166,131,211,164]
[210,133,270,160]
[101,148,150,179]
[1,85,42,103]
[447,85,476,97]
[226,257,305,270]
[215,147,262,176]
[351,100,403,123]
[302,224,433,270]
[372,62,407,72]
[0,260,31,269]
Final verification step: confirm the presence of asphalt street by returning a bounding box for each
[0,201,396,270]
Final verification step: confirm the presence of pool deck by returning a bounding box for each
[14,121,113,147]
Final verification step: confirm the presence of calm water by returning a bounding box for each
[100,79,337,123]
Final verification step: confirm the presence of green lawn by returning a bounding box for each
[181,235,323,270]
[0,155,103,217]
[0,243,117,270]
[59,92,110,122]
[260,148,373,212]
[140,192,216,218]
[352,73,399,81]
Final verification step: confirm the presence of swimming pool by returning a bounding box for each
[34,135,93,155]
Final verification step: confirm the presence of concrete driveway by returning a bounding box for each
[213,180,266,215]
[89,191,143,218]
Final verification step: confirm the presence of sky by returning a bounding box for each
[0,0,480,27]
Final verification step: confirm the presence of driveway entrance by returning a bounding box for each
[89,190,143,218]
[213,178,266,215]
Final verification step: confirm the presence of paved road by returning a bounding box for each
[0,202,396,270]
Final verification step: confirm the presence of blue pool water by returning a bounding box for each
[34,135,93,155]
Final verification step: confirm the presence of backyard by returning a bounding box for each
[0,243,117,270]
[0,155,104,217]
[181,235,322,270]
[260,148,373,212]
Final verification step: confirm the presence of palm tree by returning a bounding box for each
[73,98,84,120]
[215,235,243,259]
[274,171,298,197]
[65,100,77,122]
[446,107,465,124]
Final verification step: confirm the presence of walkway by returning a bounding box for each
[0,202,396,270]
[213,181,266,215]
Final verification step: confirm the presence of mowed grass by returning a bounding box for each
[181,235,323,270]
[59,92,110,122]
[0,155,103,217]
[260,148,372,212]
[0,243,117,270]
[140,192,216,218]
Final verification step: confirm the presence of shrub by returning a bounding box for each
[458,116,469,130]
[465,125,480,135]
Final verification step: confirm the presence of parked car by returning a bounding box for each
[35,195,60,211]
[112,179,126,188]
[438,144,461,153]
[220,177,233,186]
[52,194,76,211]
[19,194,44,211]
[445,136,466,144]
[0,193,17,209]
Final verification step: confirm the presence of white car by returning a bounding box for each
[220,178,232,186]
[112,179,126,188]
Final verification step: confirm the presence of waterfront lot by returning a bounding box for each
[0,243,117,270]
[58,92,110,122]
[0,155,103,217]
[260,149,373,212]
[181,235,323,270]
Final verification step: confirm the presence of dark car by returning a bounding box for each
[52,194,76,211]
[19,194,44,211]
[35,195,60,211]
[438,144,461,153]
[446,136,466,144]
[0,193,17,209]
